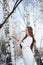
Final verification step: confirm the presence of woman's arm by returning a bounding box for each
[12,35,22,43]
[12,34,27,42]
[12,35,23,48]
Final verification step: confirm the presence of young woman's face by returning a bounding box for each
[25,28,29,35]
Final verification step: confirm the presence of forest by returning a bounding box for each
[0,0,43,65]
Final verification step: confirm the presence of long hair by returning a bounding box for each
[20,34,27,48]
[20,26,36,50]
[27,26,36,50]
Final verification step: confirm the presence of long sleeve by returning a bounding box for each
[21,36,33,48]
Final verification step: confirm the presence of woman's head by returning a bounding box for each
[25,26,33,36]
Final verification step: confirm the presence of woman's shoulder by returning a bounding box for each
[27,36,32,40]
[26,36,33,43]
[23,36,32,42]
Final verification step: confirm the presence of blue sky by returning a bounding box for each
[0,0,34,23]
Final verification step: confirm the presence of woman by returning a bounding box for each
[12,26,37,65]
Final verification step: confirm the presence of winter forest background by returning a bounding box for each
[0,0,43,65]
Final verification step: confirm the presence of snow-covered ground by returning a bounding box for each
[16,57,25,65]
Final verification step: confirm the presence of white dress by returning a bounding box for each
[21,36,37,65]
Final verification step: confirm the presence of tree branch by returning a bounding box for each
[0,0,23,29]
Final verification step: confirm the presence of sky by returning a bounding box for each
[0,0,34,23]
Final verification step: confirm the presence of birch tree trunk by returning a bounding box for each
[23,0,30,26]
[3,0,15,65]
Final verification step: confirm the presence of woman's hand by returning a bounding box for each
[12,35,20,42]
[12,35,17,39]
[12,35,22,43]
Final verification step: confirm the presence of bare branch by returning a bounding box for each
[0,0,23,29]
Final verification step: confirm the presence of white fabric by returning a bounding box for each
[21,36,37,65]
[21,36,32,48]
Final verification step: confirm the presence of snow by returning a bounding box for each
[0,0,43,65]
[16,57,25,65]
